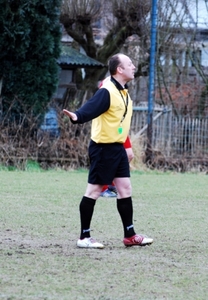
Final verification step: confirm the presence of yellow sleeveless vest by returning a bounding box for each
[91,80,132,143]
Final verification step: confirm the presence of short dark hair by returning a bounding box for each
[108,53,122,75]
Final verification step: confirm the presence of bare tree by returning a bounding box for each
[60,0,151,91]
[60,0,208,116]
[156,0,208,117]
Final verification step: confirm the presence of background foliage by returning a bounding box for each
[0,0,61,122]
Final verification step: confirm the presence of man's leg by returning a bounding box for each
[117,196,136,238]
[77,184,104,248]
[115,178,153,247]
[79,196,95,239]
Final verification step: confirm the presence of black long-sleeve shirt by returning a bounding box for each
[74,88,110,124]
[71,77,132,143]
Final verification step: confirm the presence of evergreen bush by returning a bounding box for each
[0,0,61,123]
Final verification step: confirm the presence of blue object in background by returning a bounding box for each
[40,107,60,137]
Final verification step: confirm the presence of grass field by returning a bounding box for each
[0,168,207,300]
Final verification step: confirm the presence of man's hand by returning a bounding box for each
[63,109,78,121]
[125,147,134,162]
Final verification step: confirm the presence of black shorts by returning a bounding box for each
[88,140,130,185]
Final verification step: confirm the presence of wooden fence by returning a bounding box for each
[131,107,208,159]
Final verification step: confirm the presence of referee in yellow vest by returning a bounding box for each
[63,53,153,249]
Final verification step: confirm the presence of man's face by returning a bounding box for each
[119,55,136,82]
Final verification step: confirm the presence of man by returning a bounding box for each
[63,53,153,248]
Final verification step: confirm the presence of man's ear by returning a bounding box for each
[117,66,123,74]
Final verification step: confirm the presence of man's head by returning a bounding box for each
[108,53,136,85]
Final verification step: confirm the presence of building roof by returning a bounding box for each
[57,45,105,68]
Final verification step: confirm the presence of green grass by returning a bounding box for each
[0,169,207,299]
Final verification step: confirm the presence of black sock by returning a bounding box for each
[79,196,96,239]
[117,197,136,238]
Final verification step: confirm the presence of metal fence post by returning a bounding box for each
[146,0,158,163]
